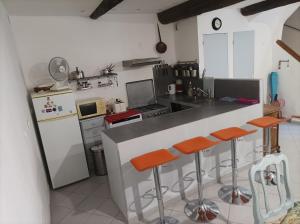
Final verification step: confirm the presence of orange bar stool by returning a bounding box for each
[211,127,256,205]
[173,137,220,222]
[130,149,179,224]
[248,116,284,185]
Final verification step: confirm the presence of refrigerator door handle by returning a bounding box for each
[38,113,77,122]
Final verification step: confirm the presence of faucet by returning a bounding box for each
[196,87,209,98]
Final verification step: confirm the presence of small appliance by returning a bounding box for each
[48,57,70,91]
[77,98,106,120]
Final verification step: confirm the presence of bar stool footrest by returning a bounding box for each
[218,185,252,205]
[184,199,220,222]
[154,216,179,224]
[143,186,168,199]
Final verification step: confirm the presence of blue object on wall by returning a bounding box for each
[270,72,278,102]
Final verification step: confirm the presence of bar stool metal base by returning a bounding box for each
[218,185,252,205]
[155,216,179,224]
[184,199,220,222]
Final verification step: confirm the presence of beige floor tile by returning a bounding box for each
[57,193,87,210]
[77,193,107,213]
[50,205,72,224]
[228,203,254,224]
[73,179,100,196]
[92,199,120,217]
[86,213,112,224]
[60,211,91,224]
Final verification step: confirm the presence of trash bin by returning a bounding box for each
[90,145,107,176]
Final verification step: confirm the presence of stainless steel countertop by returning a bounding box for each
[103,95,254,143]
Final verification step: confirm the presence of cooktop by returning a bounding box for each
[134,104,170,119]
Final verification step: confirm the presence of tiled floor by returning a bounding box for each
[51,123,300,224]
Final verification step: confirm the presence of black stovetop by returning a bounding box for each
[134,104,167,113]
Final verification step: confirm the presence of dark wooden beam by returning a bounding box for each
[285,24,300,32]
[157,0,245,24]
[90,0,124,20]
[241,0,300,16]
[277,40,300,62]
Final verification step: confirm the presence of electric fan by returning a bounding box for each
[48,57,70,91]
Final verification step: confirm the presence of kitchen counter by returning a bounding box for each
[102,84,263,223]
[103,96,251,143]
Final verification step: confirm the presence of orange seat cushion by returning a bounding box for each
[247,116,284,128]
[173,137,220,154]
[130,149,178,172]
[211,127,257,141]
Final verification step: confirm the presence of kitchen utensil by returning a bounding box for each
[176,79,183,93]
[203,77,214,98]
[186,70,190,77]
[33,84,54,93]
[156,24,167,54]
[192,70,197,77]
[174,69,179,77]
[187,81,193,97]
[168,84,176,95]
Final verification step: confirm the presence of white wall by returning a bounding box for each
[274,45,300,117]
[196,3,300,102]
[10,14,176,104]
[282,7,300,54]
[0,1,50,224]
[275,7,300,117]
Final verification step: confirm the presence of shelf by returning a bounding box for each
[69,73,118,82]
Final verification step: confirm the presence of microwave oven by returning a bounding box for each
[76,98,106,120]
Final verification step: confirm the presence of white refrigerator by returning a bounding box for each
[32,89,89,189]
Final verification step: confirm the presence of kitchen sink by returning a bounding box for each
[182,97,211,104]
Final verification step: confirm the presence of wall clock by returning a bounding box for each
[212,17,222,30]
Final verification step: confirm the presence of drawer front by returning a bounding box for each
[81,116,105,130]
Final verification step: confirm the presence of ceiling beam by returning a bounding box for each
[90,0,124,20]
[157,0,245,24]
[241,0,300,16]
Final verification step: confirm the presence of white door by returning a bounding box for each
[39,114,89,188]
[233,31,255,79]
[203,33,229,78]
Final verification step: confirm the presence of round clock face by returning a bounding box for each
[212,17,222,30]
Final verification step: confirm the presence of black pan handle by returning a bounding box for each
[157,23,162,42]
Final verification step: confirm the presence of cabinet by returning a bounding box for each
[233,31,254,79]
[263,104,281,153]
[203,33,229,78]
[79,116,105,173]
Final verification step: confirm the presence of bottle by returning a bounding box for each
[187,81,193,97]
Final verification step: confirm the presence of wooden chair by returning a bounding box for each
[248,153,300,224]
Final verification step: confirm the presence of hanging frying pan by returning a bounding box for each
[156,24,167,53]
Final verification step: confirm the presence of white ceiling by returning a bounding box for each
[2,0,188,17]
